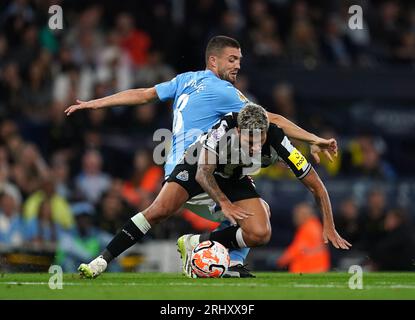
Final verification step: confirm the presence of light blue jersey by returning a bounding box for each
[155,70,249,177]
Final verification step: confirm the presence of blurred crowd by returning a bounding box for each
[275,191,415,272]
[0,0,414,272]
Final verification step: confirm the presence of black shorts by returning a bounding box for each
[166,163,260,202]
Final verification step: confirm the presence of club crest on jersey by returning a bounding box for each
[236,89,248,103]
[206,124,226,149]
[176,170,189,181]
[211,125,226,141]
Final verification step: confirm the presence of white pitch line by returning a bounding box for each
[0,281,270,287]
[1,282,414,289]
[293,284,342,288]
[291,283,415,289]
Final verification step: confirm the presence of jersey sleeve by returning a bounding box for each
[214,86,247,115]
[268,124,312,179]
[155,75,180,102]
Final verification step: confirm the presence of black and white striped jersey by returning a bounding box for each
[184,112,312,179]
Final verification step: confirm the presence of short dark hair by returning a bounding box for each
[205,35,240,63]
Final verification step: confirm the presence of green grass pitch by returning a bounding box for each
[0,272,414,300]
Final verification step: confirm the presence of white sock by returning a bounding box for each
[236,228,248,248]
[131,212,151,234]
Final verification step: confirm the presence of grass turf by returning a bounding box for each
[0,272,414,300]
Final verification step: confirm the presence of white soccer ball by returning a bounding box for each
[191,240,230,278]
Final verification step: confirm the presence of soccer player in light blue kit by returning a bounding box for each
[65,36,337,278]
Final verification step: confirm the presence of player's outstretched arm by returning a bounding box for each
[301,167,352,250]
[267,112,338,163]
[64,87,158,116]
[195,148,253,225]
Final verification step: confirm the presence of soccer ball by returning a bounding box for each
[191,240,230,278]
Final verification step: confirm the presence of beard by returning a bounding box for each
[218,69,236,84]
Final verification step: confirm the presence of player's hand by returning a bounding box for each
[64,99,98,116]
[310,138,338,164]
[221,201,253,225]
[323,226,352,250]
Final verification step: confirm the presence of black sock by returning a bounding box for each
[200,225,241,250]
[103,219,145,263]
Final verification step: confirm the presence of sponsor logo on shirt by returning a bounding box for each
[288,148,308,170]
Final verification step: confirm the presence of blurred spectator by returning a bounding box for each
[0,33,9,70]
[320,15,354,67]
[127,104,159,139]
[96,30,134,92]
[0,119,19,144]
[0,146,22,202]
[74,149,111,204]
[56,202,112,272]
[247,0,269,28]
[0,189,24,246]
[24,199,62,246]
[23,175,74,229]
[147,1,177,58]
[45,101,79,156]
[345,135,396,179]
[135,49,175,88]
[50,152,72,200]
[71,29,100,68]
[372,0,402,59]
[276,203,330,273]
[0,62,24,116]
[3,136,24,170]
[184,0,225,69]
[394,30,415,64]
[335,198,361,246]
[121,149,163,210]
[21,57,52,120]
[64,5,104,52]
[291,0,312,24]
[359,188,388,252]
[52,63,94,106]
[287,20,320,67]
[211,10,245,45]
[312,127,342,177]
[10,23,39,74]
[115,13,152,67]
[1,0,35,48]
[97,188,130,235]
[370,208,415,271]
[271,83,297,122]
[84,105,108,133]
[11,143,49,197]
[52,63,76,104]
[249,15,284,62]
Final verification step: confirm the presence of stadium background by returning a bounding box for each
[0,0,414,274]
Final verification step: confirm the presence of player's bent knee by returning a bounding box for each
[247,227,272,246]
[144,201,176,224]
